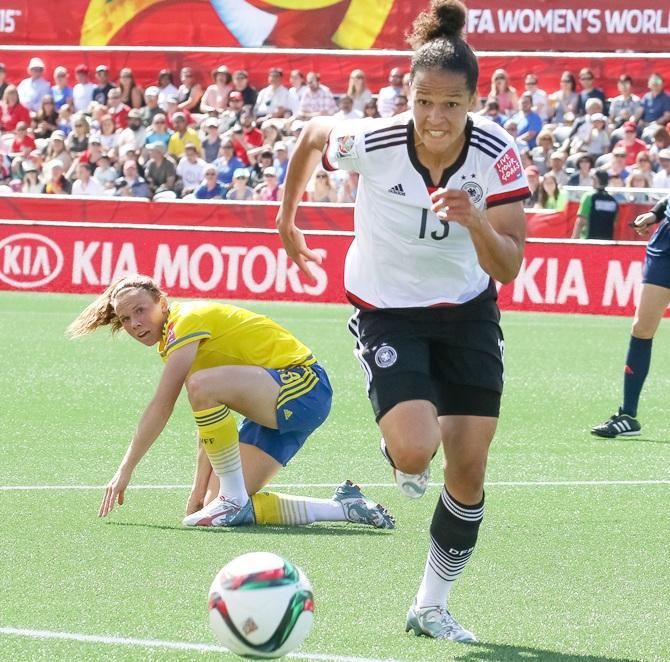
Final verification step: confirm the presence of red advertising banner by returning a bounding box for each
[1,1,670,52]
[1,220,663,317]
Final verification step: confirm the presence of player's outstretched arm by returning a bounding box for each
[277,116,338,281]
[98,343,198,517]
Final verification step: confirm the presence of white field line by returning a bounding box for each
[0,626,406,662]
[1,479,669,492]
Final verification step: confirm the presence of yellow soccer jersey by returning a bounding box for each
[158,301,314,373]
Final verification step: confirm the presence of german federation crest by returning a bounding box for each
[374,345,397,368]
[462,181,484,204]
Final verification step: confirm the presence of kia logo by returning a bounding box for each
[0,233,64,288]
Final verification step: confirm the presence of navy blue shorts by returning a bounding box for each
[643,220,670,289]
[239,362,332,466]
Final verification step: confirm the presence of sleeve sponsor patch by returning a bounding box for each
[336,134,357,159]
[495,148,523,185]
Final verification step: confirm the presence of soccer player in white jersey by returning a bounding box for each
[277,0,528,643]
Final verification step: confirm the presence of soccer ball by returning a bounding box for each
[208,552,314,659]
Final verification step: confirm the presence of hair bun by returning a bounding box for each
[408,0,467,49]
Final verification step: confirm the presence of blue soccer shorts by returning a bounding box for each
[239,362,332,466]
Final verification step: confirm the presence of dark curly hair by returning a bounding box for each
[407,0,478,94]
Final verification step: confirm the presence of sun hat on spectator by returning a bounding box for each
[263,166,277,176]
[145,86,159,97]
[28,57,45,70]
[233,167,249,179]
[75,64,88,74]
[184,142,197,151]
[590,113,607,123]
[172,111,186,121]
[49,159,64,169]
[612,146,627,156]
[205,117,219,128]
[89,134,102,144]
[212,65,229,79]
[623,121,637,132]
[50,130,66,141]
[274,141,287,152]
[127,108,143,119]
[54,66,67,77]
[550,151,566,161]
[147,141,166,153]
[657,148,670,160]
[229,91,243,102]
[95,64,108,73]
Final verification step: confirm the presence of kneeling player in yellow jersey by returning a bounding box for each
[67,274,394,529]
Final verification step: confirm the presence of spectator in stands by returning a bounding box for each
[608,75,641,129]
[177,67,203,114]
[572,170,618,239]
[392,95,409,116]
[634,150,655,179]
[218,90,244,132]
[567,99,605,154]
[255,68,292,120]
[157,69,178,110]
[9,121,35,156]
[503,118,528,153]
[232,70,257,108]
[33,95,58,139]
[295,72,337,120]
[248,147,274,188]
[201,66,232,114]
[308,169,337,202]
[17,57,51,113]
[239,109,264,151]
[45,130,72,172]
[73,65,95,113]
[612,121,647,167]
[21,164,42,193]
[139,86,162,127]
[51,67,73,110]
[226,167,254,200]
[652,148,670,188]
[202,117,222,163]
[177,142,207,196]
[42,159,71,194]
[253,166,280,201]
[547,150,569,187]
[524,165,540,206]
[0,85,30,132]
[56,104,73,136]
[488,68,518,117]
[334,95,362,120]
[93,154,118,190]
[260,120,282,149]
[530,130,555,174]
[195,164,225,199]
[273,141,289,184]
[288,69,307,113]
[71,162,105,196]
[363,99,380,118]
[625,169,652,203]
[213,140,245,187]
[118,108,146,154]
[607,174,626,202]
[523,73,548,121]
[115,160,150,198]
[107,87,130,130]
[144,141,177,196]
[567,153,595,186]
[637,73,670,133]
[346,69,372,114]
[66,115,90,155]
[92,65,115,105]
[98,113,119,156]
[548,71,578,124]
[165,95,192,128]
[479,99,506,127]
[0,63,7,100]
[512,93,543,149]
[580,113,610,158]
[118,68,144,109]
[576,68,607,115]
[77,133,103,171]
[536,172,567,211]
[602,146,630,181]
[168,112,201,159]
[377,67,404,118]
[648,126,670,166]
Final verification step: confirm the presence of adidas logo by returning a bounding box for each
[388,183,405,196]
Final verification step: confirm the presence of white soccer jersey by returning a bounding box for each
[323,112,530,308]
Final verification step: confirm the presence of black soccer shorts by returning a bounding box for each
[348,294,504,421]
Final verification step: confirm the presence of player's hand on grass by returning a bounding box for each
[276,214,322,282]
[430,188,485,230]
[99,466,132,518]
[186,492,204,516]
[630,211,656,237]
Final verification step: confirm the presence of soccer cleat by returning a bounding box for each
[591,409,642,438]
[182,496,255,527]
[333,480,395,529]
[380,437,430,499]
[405,599,477,643]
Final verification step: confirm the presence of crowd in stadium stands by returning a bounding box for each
[2,57,670,217]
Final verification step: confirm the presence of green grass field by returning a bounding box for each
[1,291,669,662]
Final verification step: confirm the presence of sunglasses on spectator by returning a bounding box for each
[526,79,537,85]
[222,144,234,149]
[316,174,329,179]
[205,172,217,176]
[580,76,593,81]
[154,120,166,124]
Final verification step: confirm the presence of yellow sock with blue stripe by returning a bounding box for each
[193,405,248,505]
[251,492,346,525]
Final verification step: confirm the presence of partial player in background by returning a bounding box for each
[592,195,670,437]
[67,274,394,530]
[277,0,528,644]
